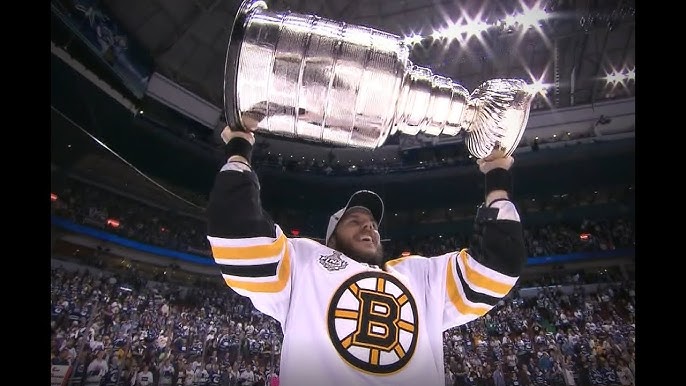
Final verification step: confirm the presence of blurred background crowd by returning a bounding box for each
[50,176,634,261]
[51,259,635,386]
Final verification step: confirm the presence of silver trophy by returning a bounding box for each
[224,0,535,158]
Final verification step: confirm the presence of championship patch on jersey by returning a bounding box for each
[327,271,419,374]
[319,251,348,272]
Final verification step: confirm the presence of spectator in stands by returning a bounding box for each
[518,363,532,386]
[85,350,108,386]
[453,363,469,386]
[445,368,454,386]
[615,358,634,386]
[507,371,520,386]
[52,348,71,365]
[102,356,121,386]
[136,363,154,386]
[493,363,506,386]
[239,365,255,386]
[159,357,174,385]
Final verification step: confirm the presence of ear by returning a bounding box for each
[327,235,337,249]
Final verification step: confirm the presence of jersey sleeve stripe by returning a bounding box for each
[452,255,501,306]
[458,249,517,296]
[446,257,492,317]
[209,232,287,260]
[222,273,279,283]
[214,255,282,266]
[222,245,291,293]
[456,250,514,298]
[212,237,285,266]
[219,262,279,278]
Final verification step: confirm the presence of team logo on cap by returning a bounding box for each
[327,271,418,374]
[319,251,349,272]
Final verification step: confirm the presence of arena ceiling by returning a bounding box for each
[100,0,634,112]
[50,0,635,207]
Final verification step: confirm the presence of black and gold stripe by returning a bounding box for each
[210,233,291,293]
[446,250,517,317]
[220,247,291,293]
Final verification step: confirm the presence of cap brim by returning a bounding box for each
[345,190,384,225]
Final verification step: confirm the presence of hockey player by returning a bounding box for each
[206,128,527,386]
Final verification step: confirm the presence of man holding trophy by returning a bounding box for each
[206,1,534,385]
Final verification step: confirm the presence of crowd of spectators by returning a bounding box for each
[51,264,282,386]
[51,177,634,261]
[50,256,635,386]
[386,216,634,259]
[51,179,210,256]
[441,277,635,386]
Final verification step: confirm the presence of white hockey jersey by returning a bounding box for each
[207,200,521,386]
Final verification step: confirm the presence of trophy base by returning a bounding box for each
[464,79,533,159]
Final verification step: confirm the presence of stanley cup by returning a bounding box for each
[223,0,535,158]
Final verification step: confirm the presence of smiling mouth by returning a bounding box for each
[359,236,373,242]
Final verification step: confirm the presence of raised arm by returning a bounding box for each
[206,128,293,325]
[207,129,275,238]
[386,153,527,330]
[440,154,527,327]
[471,153,527,277]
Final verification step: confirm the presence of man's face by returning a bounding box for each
[329,207,383,265]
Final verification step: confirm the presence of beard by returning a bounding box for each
[330,235,385,266]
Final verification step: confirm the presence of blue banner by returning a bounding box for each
[526,248,634,266]
[51,0,153,98]
[51,216,215,266]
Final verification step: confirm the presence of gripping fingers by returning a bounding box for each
[478,156,514,173]
[221,126,255,145]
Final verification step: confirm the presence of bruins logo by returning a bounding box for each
[327,271,418,374]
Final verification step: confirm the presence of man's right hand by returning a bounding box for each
[477,155,514,174]
[221,126,255,146]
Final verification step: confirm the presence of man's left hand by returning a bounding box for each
[477,148,514,174]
